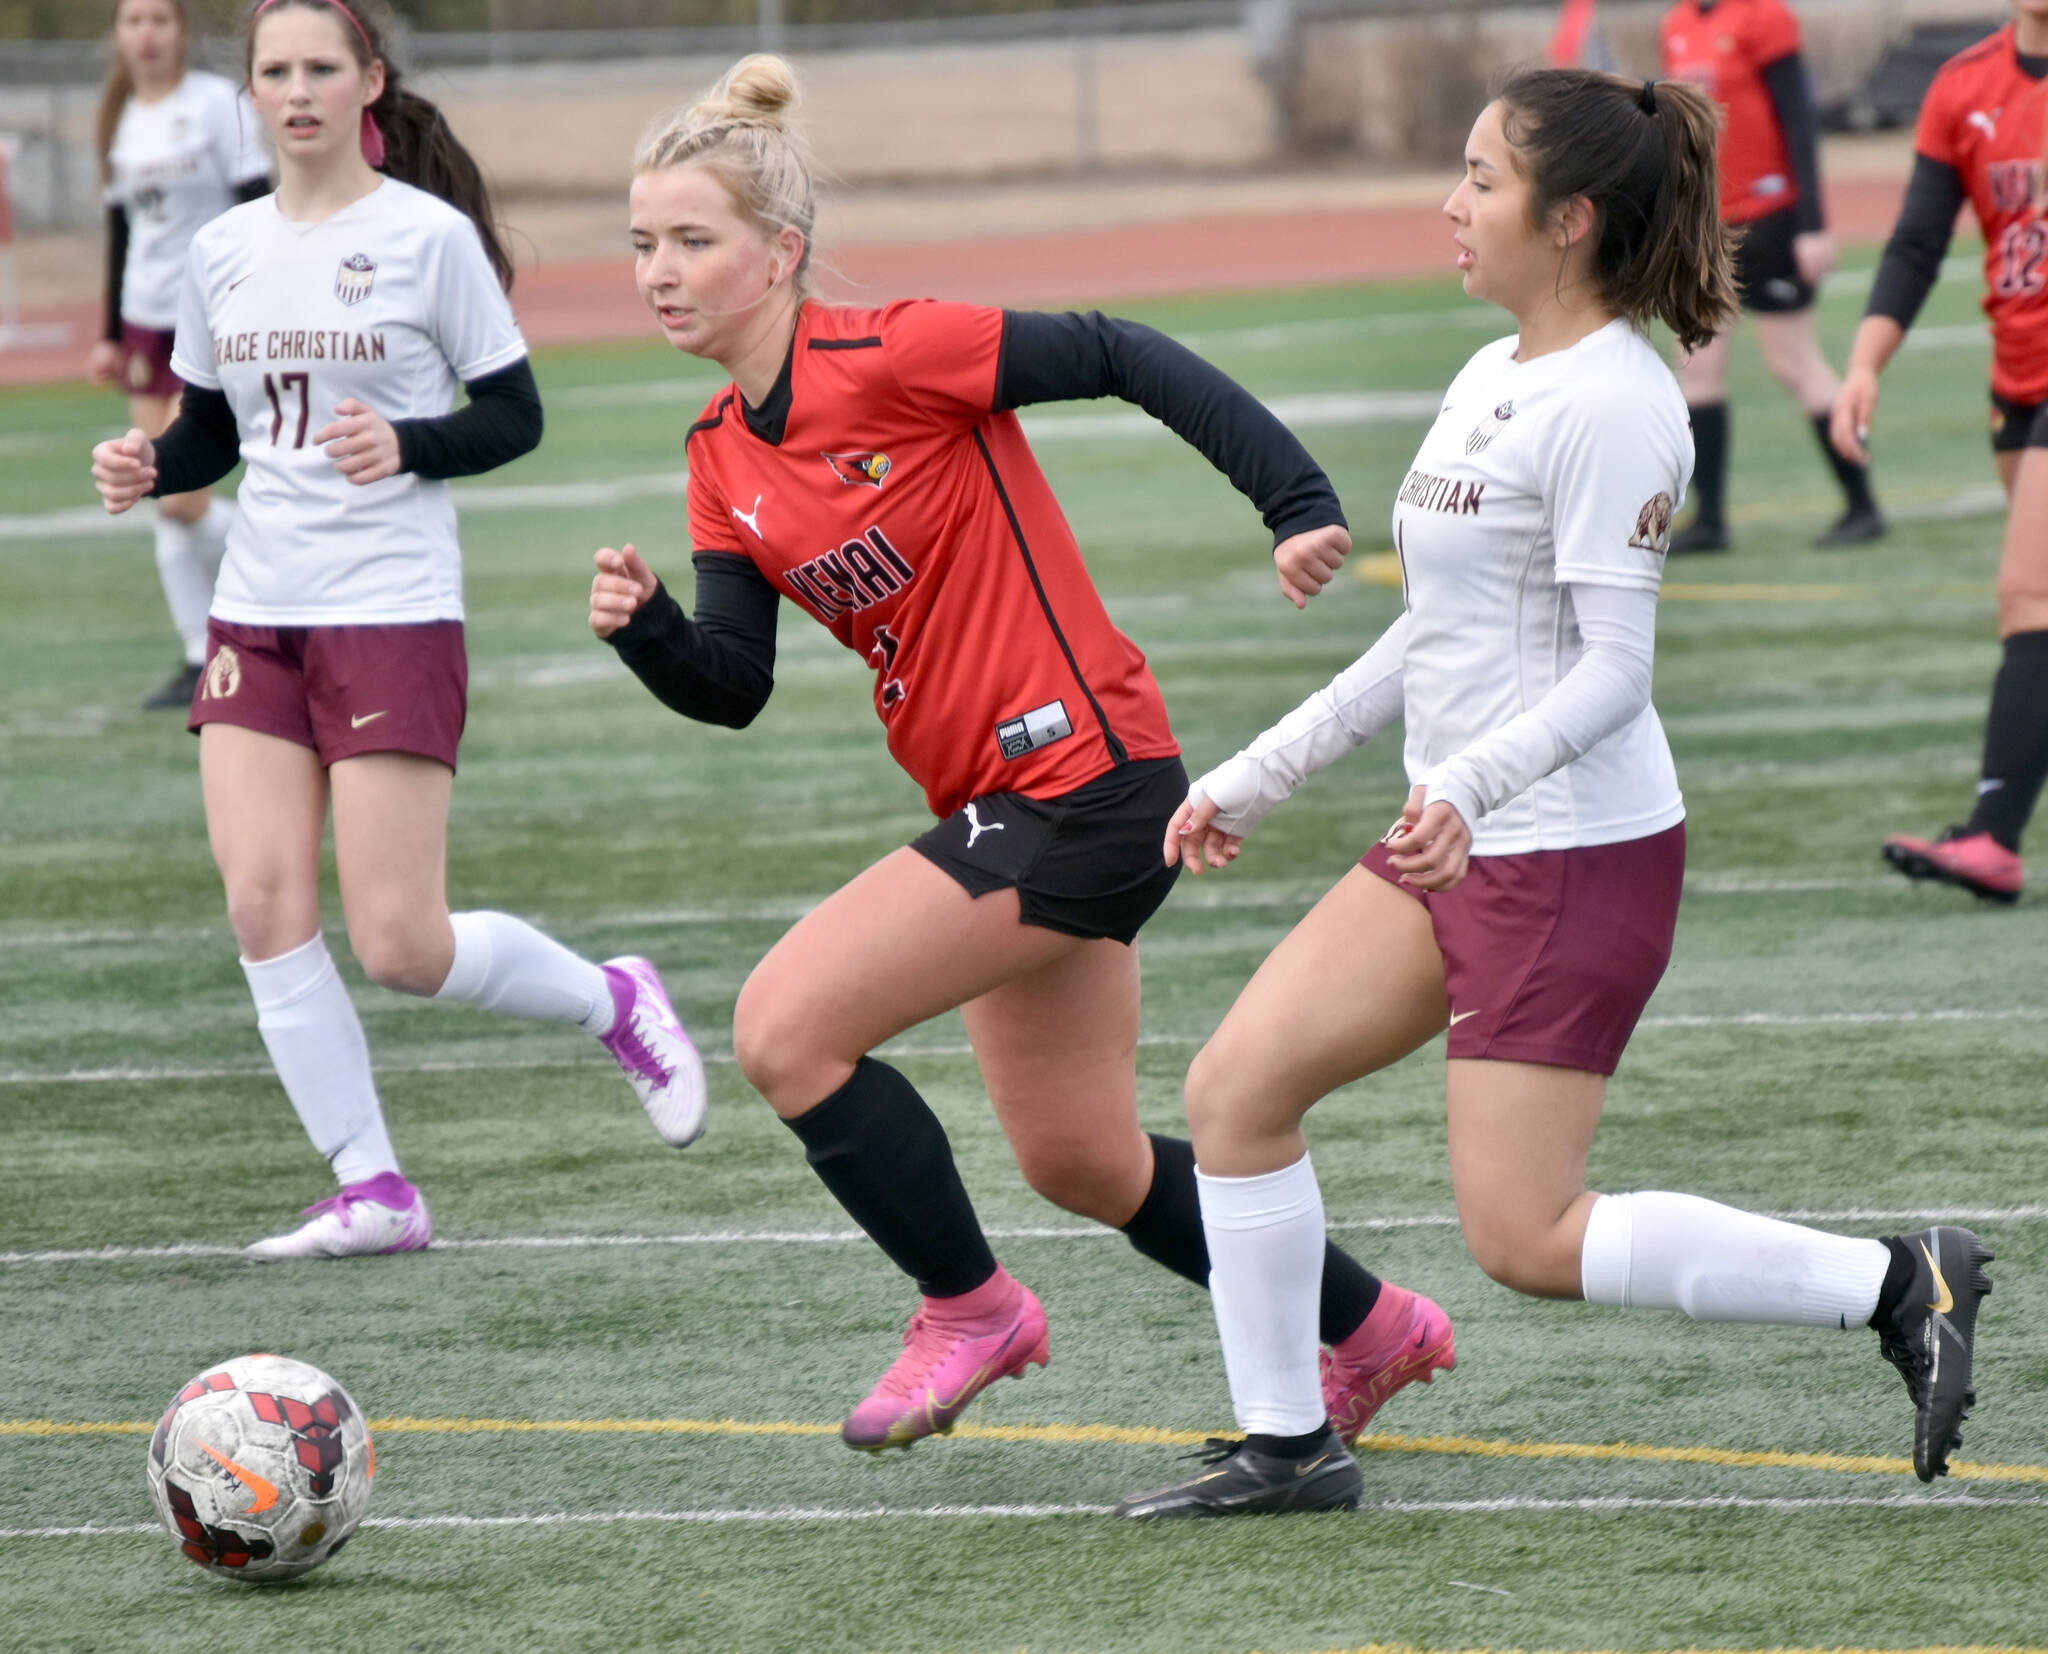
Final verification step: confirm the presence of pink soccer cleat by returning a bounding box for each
[1321,1282,1455,1445]
[600,956,708,1147]
[841,1272,1050,1451]
[1881,830,2023,904]
[243,1171,432,1262]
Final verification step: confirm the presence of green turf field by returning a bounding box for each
[3,252,2046,1653]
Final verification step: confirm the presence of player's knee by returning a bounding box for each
[1461,1217,1577,1298]
[1183,1034,1266,1154]
[347,916,445,997]
[220,870,311,961]
[1012,1142,1125,1222]
[730,972,827,1108]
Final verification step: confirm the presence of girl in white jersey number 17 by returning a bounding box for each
[1117,69,1993,1519]
[90,0,707,1261]
[89,0,271,709]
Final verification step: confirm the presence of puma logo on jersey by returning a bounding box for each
[1397,468,1484,516]
[1968,108,2002,140]
[964,803,1005,849]
[732,495,765,537]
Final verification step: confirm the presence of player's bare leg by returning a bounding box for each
[1754,310,1885,546]
[1444,1058,1605,1298]
[202,727,424,1258]
[330,751,704,1146]
[1885,447,2048,901]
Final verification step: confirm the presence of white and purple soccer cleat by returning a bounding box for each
[600,956,708,1148]
[243,1171,432,1262]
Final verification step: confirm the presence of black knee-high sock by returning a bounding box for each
[1962,630,2048,852]
[1119,1132,1382,1345]
[1810,412,1877,514]
[782,1057,997,1299]
[1688,401,1729,529]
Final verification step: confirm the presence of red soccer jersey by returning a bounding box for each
[1662,0,1805,224]
[1915,25,2048,403]
[682,300,1179,819]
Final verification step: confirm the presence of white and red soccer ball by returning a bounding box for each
[145,1354,373,1581]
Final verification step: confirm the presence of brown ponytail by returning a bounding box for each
[244,0,514,290]
[1495,67,1737,352]
[97,0,191,188]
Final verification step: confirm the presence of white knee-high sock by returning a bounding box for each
[433,910,615,1033]
[192,498,232,580]
[243,934,398,1187]
[1198,1155,1327,1436]
[152,511,214,667]
[1580,1190,1889,1329]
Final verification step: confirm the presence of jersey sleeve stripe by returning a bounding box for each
[686,393,735,446]
[971,429,1129,766]
[807,337,883,352]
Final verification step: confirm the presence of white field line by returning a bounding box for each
[3,1489,2039,1541]
[4,1003,2044,1094]
[8,1204,2048,1268]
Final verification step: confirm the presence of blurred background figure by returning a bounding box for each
[87,0,270,709]
[1661,0,1885,554]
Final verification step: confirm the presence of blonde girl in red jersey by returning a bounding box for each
[589,55,1454,1454]
[89,0,271,707]
[1835,0,2048,904]
[1661,0,1884,553]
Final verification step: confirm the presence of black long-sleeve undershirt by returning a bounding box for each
[147,358,543,497]
[993,309,1346,542]
[604,308,1350,730]
[606,561,780,729]
[1757,53,1825,235]
[1865,152,1969,330]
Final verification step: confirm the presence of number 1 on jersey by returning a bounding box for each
[263,372,310,449]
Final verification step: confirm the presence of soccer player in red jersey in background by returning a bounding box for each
[1662,0,1884,552]
[1835,0,2048,903]
[589,54,1454,1454]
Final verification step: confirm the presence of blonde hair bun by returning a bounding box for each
[692,54,799,129]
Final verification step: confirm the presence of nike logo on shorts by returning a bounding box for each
[351,711,389,730]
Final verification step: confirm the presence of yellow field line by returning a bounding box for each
[6,1415,2045,1484]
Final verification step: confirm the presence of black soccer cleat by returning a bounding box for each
[1875,1225,1993,1481]
[141,661,202,711]
[1666,520,1730,555]
[1815,505,1888,548]
[1113,1430,1362,1519]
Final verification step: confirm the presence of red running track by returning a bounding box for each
[2,177,1913,388]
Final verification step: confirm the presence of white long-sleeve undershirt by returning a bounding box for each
[1190,581,1660,839]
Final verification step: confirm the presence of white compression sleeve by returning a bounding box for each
[434,910,615,1033]
[1198,1156,1328,1435]
[1423,581,1658,829]
[1192,612,1408,837]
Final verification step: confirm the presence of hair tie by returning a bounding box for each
[360,108,385,168]
[1639,79,1659,115]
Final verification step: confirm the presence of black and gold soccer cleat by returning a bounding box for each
[1114,1430,1362,1519]
[1876,1225,1994,1481]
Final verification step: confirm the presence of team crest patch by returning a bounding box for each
[824,451,891,488]
[1465,400,1515,454]
[335,254,376,307]
[1628,492,1676,557]
[202,645,242,701]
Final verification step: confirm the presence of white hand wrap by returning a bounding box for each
[1190,613,1409,838]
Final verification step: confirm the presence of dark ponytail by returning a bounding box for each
[244,0,513,290]
[1495,67,1736,352]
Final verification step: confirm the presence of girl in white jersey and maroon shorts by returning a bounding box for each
[88,0,271,708]
[1117,68,1993,1519]
[90,0,706,1261]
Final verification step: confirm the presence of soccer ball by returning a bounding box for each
[145,1354,373,1581]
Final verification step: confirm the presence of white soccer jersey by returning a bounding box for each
[1389,318,1690,855]
[104,71,269,329]
[172,179,528,626]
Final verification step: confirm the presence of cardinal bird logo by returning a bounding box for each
[823,451,891,488]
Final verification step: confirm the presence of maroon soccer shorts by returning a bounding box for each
[188,619,467,771]
[1359,822,1686,1076]
[118,323,182,400]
